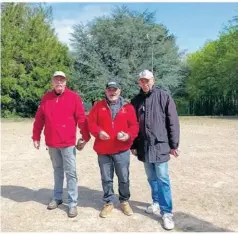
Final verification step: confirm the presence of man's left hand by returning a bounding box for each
[76,138,87,151]
[117,131,130,141]
[170,149,179,157]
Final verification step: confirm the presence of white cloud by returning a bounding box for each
[53,19,75,45]
[53,4,113,48]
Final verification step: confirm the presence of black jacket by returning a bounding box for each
[131,86,180,163]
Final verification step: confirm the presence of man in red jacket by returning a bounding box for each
[87,81,139,218]
[32,71,90,218]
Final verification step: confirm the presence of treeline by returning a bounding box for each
[183,17,238,115]
[1,3,237,117]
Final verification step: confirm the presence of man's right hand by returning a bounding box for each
[131,149,137,156]
[33,141,40,149]
[76,138,87,151]
[170,149,179,157]
[99,131,110,140]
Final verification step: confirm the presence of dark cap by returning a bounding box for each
[106,81,120,89]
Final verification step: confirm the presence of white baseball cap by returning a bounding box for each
[53,71,66,78]
[138,70,154,80]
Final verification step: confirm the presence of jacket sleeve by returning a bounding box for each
[87,102,103,138]
[165,95,180,149]
[32,97,45,141]
[75,94,91,142]
[126,105,139,142]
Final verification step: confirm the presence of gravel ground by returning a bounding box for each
[1,117,238,232]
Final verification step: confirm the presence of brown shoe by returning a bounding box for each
[47,199,63,210]
[68,206,78,218]
[120,201,133,216]
[99,203,114,218]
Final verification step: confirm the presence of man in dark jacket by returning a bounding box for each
[131,69,180,230]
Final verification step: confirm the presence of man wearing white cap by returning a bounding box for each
[32,71,90,218]
[131,70,180,230]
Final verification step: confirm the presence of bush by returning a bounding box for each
[175,97,190,116]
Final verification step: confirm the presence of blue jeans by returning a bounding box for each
[144,161,172,215]
[98,150,130,204]
[48,146,78,208]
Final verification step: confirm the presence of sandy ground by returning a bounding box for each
[1,117,238,232]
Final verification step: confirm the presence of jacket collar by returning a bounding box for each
[104,96,127,107]
[139,85,156,97]
[52,87,69,97]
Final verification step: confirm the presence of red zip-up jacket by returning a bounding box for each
[32,88,90,148]
[87,98,139,155]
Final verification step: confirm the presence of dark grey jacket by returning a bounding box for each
[131,86,180,163]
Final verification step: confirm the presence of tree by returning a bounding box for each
[186,15,238,115]
[70,6,185,104]
[1,3,72,117]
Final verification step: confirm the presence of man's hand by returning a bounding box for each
[33,141,40,149]
[99,131,110,140]
[170,149,179,157]
[117,131,130,142]
[76,138,87,151]
[131,149,137,156]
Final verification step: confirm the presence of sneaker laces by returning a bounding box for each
[163,213,173,222]
[151,203,159,208]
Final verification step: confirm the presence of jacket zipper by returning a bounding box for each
[56,92,63,103]
[144,98,149,139]
[106,102,125,129]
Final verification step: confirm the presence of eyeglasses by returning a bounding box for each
[53,77,66,83]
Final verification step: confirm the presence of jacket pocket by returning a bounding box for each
[154,131,168,142]
[154,139,170,155]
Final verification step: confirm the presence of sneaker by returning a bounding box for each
[145,202,160,215]
[47,199,63,210]
[120,201,133,216]
[99,203,114,218]
[68,206,78,218]
[162,213,175,230]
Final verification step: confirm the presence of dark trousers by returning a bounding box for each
[98,150,130,204]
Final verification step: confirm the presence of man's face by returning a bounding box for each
[138,77,155,93]
[52,76,66,94]
[105,87,121,102]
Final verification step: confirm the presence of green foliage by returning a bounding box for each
[2,3,237,117]
[185,15,238,115]
[174,97,190,116]
[1,3,72,117]
[70,6,185,102]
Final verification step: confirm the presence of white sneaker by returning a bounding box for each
[162,213,175,230]
[145,203,160,215]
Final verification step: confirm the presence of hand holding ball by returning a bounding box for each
[117,132,124,139]
[117,131,129,141]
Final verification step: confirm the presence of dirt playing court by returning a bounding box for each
[1,117,238,232]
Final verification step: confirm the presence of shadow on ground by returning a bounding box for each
[1,185,233,232]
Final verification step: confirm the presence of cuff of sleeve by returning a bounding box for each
[32,136,40,141]
[83,134,91,142]
[169,142,178,149]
